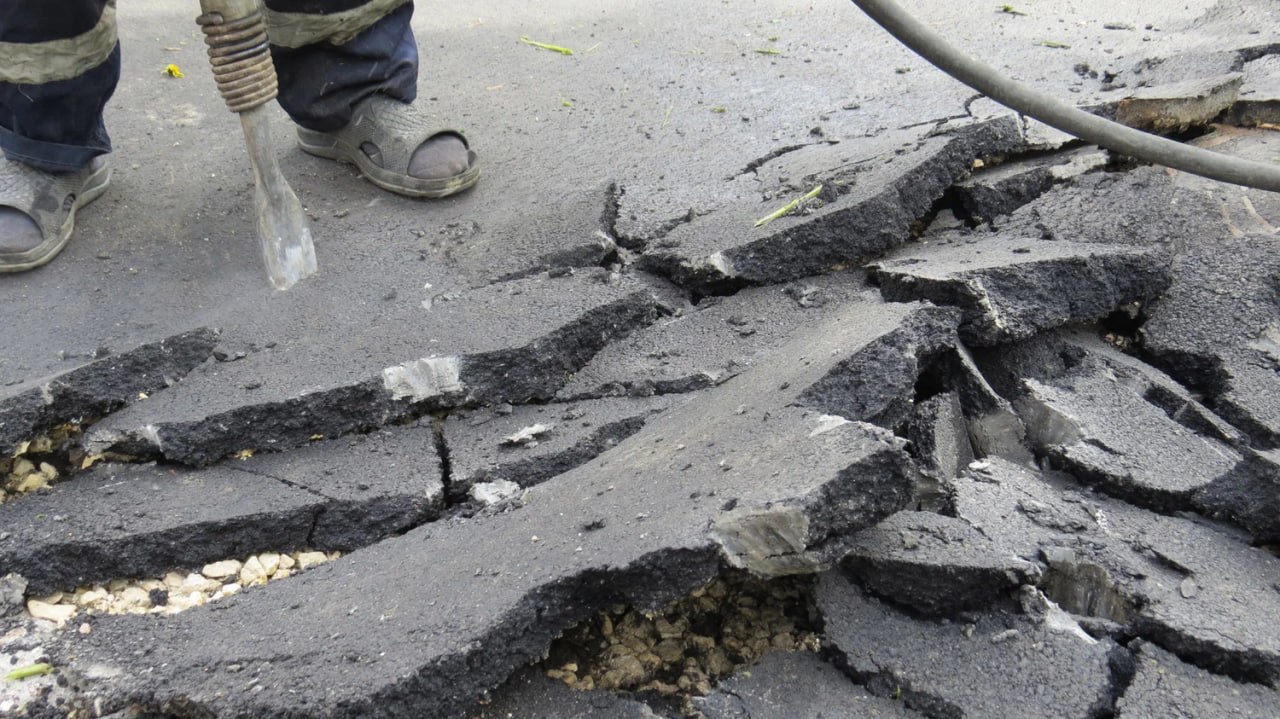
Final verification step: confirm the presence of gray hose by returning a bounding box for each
[851,0,1280,192]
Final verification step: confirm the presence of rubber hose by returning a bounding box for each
[850,0,1280,192]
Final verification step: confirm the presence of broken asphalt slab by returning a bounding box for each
[976,330,1248,514]
[694,650,922,718]
[0,328,218,456]
[870,236,1170,346]
[636,117,1025,295]
[840,511,1040,616]
[557,273,879,401]
[444,396,671,501]
[949,146,1109,224]
[0,421,443,594]
[1116,640,1280,718]
[85,272,660,466]
[952,458,1280,687]
[0,462,323,597]
[816,570,1121,718]
[55,299,955,718]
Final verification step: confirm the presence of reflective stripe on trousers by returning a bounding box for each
[0,0,417,172]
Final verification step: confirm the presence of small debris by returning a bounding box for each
[519,36,574,55]
[502,423,554,447]
[470,480,522,506]
[164,63,184,78]
[754,184,823,228]
[4,663,53,681]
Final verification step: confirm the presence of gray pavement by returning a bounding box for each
[3,0,1280,717]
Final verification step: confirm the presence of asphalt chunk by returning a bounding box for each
[1016,368,1242,514]
[233,420,445,551]
[951,146,1107,224]
[557,273,877,401]
[1226,55,1280,126]
[58,299,938,718]
[0,327,219,456]
[956,458,1280,687]
[816,570,1118,718]
[639,117,1024,295]
[905,391,974,511]
[445,397,671,501]
[871,236,1170,346]
[0,462,323,595]
[1116,640,1280,719]
[1193,448,1280,544]
[695,650,922,718]
[85,273,661,466]
[841,511,1040,616]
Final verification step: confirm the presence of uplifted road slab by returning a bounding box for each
[638,118,1024,295]
[817,570,1119,718]
[872,236,1170,346]
[1116,640,1280,719]
[86,272,659,466]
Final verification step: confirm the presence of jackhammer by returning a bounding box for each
[197,0,316,290]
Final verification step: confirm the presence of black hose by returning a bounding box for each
[850,0,1280,192]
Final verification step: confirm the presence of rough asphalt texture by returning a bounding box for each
[2,0,1280,717]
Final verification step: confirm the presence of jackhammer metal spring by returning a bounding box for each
[197,10,278,113]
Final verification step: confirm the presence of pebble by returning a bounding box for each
[27,599,76,625]
[27,549,342,625]
[201,560,242,580]
[238,556,268,585]
[296,551,329,570]
[258,552,281,577]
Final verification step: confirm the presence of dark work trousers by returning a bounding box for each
[0,0,418,172]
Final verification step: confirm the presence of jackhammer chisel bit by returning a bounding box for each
[197,0,316,290]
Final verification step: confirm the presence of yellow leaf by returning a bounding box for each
[235,449,254,460]
[164,64,184,78]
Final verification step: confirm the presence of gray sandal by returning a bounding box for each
[296,96,479,199]
[0,155,111,273]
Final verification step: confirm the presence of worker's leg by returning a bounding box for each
[0,0,117,269]
[0,0,118,172]
[264,0,474,193]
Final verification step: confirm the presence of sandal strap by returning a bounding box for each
[0,157,101,241]
[344,95,468,174]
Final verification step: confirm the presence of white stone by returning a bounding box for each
[38,462,58,480]
[163,571,187,589]
[117,586,152,611]
[277,553,296,570]
[258,552,281,577]
[239,556,268,585]
[15,473,48,493]
[75,588,110,609]
[295,551,329,570]
[273,568,292,580]
[167,591,206,612]
[27,599,76,624]
[180,573,221,594]
[201,559,242,580]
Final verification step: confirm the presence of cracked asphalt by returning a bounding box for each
[2,0,1280,717]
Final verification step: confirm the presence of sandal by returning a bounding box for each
[0,155,111,273]
[296,95,479,199]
